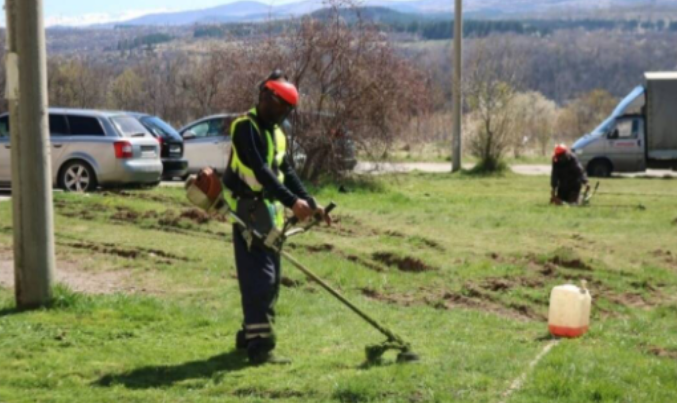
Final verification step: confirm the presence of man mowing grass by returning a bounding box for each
[220,70,331,365]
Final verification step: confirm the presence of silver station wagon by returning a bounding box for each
[0,108,163,192]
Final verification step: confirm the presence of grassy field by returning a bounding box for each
[0,172,676,403]
[364,143,552,165]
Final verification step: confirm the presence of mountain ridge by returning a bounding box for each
[112,0,677,26]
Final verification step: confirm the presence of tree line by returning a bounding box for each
[2,2,674,173]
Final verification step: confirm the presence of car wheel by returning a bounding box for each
[59,161,97,192]
[587,160,612,178]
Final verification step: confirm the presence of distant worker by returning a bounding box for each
[550,144,590,205]
[222,70,331,365]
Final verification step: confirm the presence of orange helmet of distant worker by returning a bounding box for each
[553,144,568,160]
[264,80,299,107]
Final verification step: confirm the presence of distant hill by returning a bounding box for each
[309,6,445,25]
[116,0,677,26]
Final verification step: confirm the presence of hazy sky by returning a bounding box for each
[2,0,305,26]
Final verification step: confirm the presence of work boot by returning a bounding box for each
[235,329,248,350]
[249,351,292,366]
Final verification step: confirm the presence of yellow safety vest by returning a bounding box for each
[226,109,287,230]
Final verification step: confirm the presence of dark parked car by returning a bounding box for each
[135,114,189,180]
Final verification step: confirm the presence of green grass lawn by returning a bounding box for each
[365,147,551,165]
[1,173,676,402]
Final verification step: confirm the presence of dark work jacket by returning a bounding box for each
[222,110,314,209]
[551,153,588,190]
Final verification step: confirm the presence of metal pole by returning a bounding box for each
[452,0,463,172]
[5,0,56,308]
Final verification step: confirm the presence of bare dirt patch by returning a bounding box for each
[62,241,190,262]
[360,287,417,306]
[545,247,594,271]
[305,244,335,253]
[550,256,592,271]
[653,249,672,257]
[372,252,436,273]
[410,236,445,252]
[360,283,546,321]
[429,287,546,321]
[280,276,303,288]
[179,208,212,224]
[536,262,559,277]
[0,251,136,294]
[233,388,311,400]
[653,249,677,265]
[287,243,387,272]
[158,211,184,228]
[315,214,378,238]
[647,346,677,360]
[481,276,545,292]
[59,210,96,221]
[110,206,140,222]
[605,292,656,309]
[103,190,188,206]
[346,255,386,272]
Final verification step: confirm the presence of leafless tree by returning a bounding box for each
[282,1,431,180]
[556,89,618,142]
[465,37,525,171]
[47,58,110,109]
[509,92,559,157]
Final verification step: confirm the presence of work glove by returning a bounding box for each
[316,205,332,226]
[292,198,314,222]
[550,189,561,205]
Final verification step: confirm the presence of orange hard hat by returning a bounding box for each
[264,80,299,107]
[553,144,568,157]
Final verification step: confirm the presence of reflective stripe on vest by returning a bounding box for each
[227,109,287,229]
[229,109,287,191]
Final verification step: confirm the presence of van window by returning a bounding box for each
[615,120,637,139]
[111,116,150,138]
[67,116,105,136]
[185,118,230,139]
[189,122,209,138]
[49,115,69,136]
[140,116,180,139]
[0,116,9,138]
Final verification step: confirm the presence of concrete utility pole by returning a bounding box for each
[5,0,56,308]
[451,0,463,173]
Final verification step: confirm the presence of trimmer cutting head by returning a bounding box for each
[366,341,420,364]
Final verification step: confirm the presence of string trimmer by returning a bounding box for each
[551,182,601,207]
[581,181,600,206]
[185,174,419,364]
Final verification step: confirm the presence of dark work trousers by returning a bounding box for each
[557,186,582,204]
[233,225,281,358]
